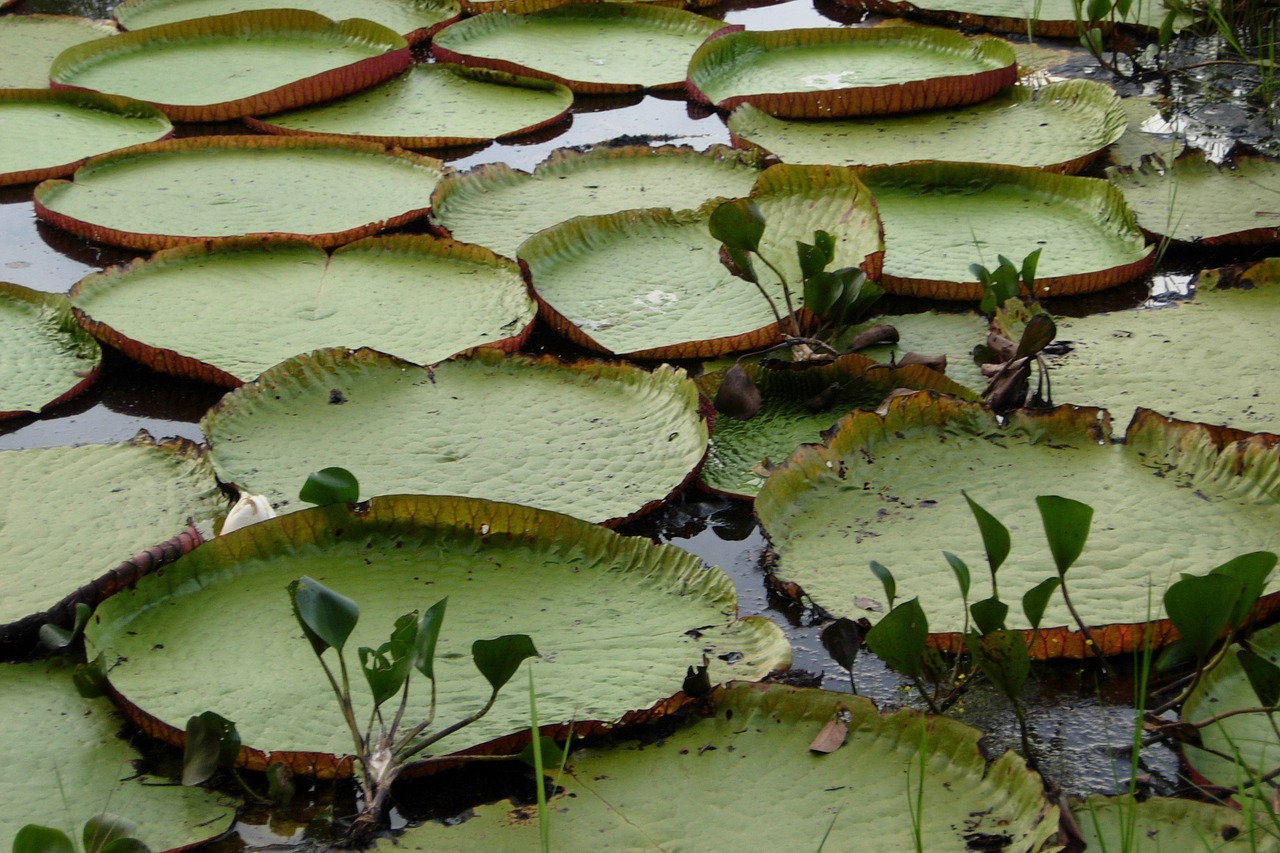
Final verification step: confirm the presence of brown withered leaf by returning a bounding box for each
[809,714,848,753]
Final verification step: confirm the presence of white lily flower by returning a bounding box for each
[219,493,276,536]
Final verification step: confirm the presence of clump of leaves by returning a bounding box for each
[13,814,149,853]
[970,250,1059,414]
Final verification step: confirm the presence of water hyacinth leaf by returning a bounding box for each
[517,736,563,769]
[183,711,241,786]
[299,467,360,507]
[802,269,842,317]
[1237,648,1280,708]
[0,15,115,89]
[12,826,74,853]
[289,576,360,656]
[865,598,927,679]
[1212,551,1278,629]
[797,231,835,279]
[86,815,141,853]
[869,560,896,608]
[38,602,91,652]
[943,552,971,599]
[1022,577,1060,631]
[1162,572,1240,662]
[0,283,101,420]
[970,596,1008,636]
[414,598,448,680]
[1072,794,1280,853]
[966,629,1029,700]
[962,490,1010,575]
[1035,495,1093,576]
[820,617,864,672]
[1015,314,1055,359]
[709,198,765,252]
[473,634,539,692]
[359,613,418,708]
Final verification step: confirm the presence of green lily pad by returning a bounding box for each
[397,682,1058,851]
[431,3,724,94]
[50,10,411,122]
[520,164,883,359]
[1105,95,1186,168]
[1107,151,1280,245]
[84,495,789,776]
[34,135,442,251]
[0,89,171,187]
[0,433,225,652]
[829,0,1182,38]
[1072,794,1280,852]
[728,79,1125,173]
[697,354,977,498]
[859,162,1153,300]
[431,144,762,258]
[0,282,100,419]
[202,347,709,526]
[0,15,116,89]
[114,0,460,44]
[837,310,991,394]
[246,64,572,148]
[687,26,1018,118]
[755,394,1280,658]
[0,660,235,849]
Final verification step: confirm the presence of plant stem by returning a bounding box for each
[1059,580,1113,677]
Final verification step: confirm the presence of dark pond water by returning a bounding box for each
[3,0,1275,846]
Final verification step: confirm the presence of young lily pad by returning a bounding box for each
[697,355,977,498]
[0,434,225,653]
[50,10,412,122]
[519,164,883,359]
[0,15,116,89]
[728,79,1125,174]
[69,235,535,387]
[687,26,1018,118]
[84,495,789,776]
[34,135,442,251]
[1029,259,1280,433]
[0,282,101,420]
[113,0,460,44]
[431,3,724,94]
[246,64,572,148]
[398,681,1058,851]
[0,89,171,187]
[859,161,1153,300]
[1107,151,1280,246]
[830,0,1181,38]
[756,394,1280,658]
[202,347,709,526]
[1072,794,1280,852]
[0,660,235,849]
[431,144,762,258]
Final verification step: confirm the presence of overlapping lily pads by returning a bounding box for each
[756,394,1280,658]
[1107,151,1280,245]
[246,64,572,148]
[0,282,100,420]
[113,0,460,44]
[0,89,171,187]
[832,0,1182,38]
[457,0,713,14]
[728,79,1126,173]
[431,3,724,94]
[1072,794,1280,851]
[84,496,789,776]
[49,10,412,122]
[687,26,1018,117]
[0,661,236,849]
[70,235,535,387]
[431,144,762,258]
[0,433,225,652]
[202,348,709,525]
[0,15,115,89]
[34,135,443,250]
[399,682,1058,851]
[519,164,883,358]
[859,162,1153,300]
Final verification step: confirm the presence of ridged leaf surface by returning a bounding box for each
[831,0,1182,38]
[114,0,459,43]
[1072,794,1280,852]
[0,15,115,89]
[0,282,100,418]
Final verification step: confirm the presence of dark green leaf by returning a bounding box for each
[865,598,927,679]
[83,814,138,853]
[183,711,240,786]
[1115,0,1133,16]
[828,268,873,323]
[709,199,765,252]
[802,270,841,317]
[1020,248,1041,288]
[73,656,109,698]
[1080,27,1104,54]
[1155,637,1197,672]
[869,560,896,609]
[1021,577,1061,631]
[359,632,414,709]
[683,659,712,697]
[1087,0,1111,22]
[1158,9,1176,46]
[1163,572,1240,661]
[966,629,1030,701]
[721,244,758,283]
[414,597,448,680]
[98,840,150,853]
[518,736,564,771]
[1211,551,1278,629]
[1035,495,1093,576]
[1015,315,1057,359]
[472,634,539,692]
[943,552,971,600]
[38,623,76,652]
[797,238,831,281]
[1238,649,1280,707]
[288,576,359,655]
[970,596,1009,635]
[12,825,74,853]
[298,466,359,506]
[266,762,295,806]
[962,490,1011,575]
[820,617,864,671]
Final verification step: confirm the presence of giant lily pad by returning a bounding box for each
[398,682,1058,851]
[0,89,171,187]
[431,144,762,258]
[1072,794,1280,852]
[431,3,724,94]
[246,64,572,148]
[202,347,709,525]
[728,79,1126,174]
[70,235,535,387]
[0,282,101,420]
[0,661,235,849]
[519,164,883,359]
[697,355,977,498]
[113,0,460,44]
[755,394,1280,658]
[859,162,1153,300]
[1107,151,1280,246]
[831,0,1182,38]
[687,26,1018,118]
[0,434,225,652]
[0,15,115,89]
[84,495,789,776]
[50,10,412,122]
[34,135,442,251]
